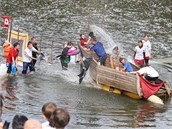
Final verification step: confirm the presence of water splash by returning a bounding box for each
[90,25,123,54]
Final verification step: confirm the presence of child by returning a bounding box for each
[42,102,57,129]
[49,108,70,129]
[60,42,73,70]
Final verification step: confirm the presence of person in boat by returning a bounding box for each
[31,37,39,67]
[6,42,20,76]
[142,34,151,65]
[119,57,134,72]
[60,42,73,70]
[22,41,42,75]
[133,40,145,67]
[136,65,159,82]
[80,34,91,48]
[90,37,107,66]
[3,40,11,58]
[110,46,120,70]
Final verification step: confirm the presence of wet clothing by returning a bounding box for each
[6,48,19,64]
[22,62,35,74]
[22,47,37,74]
[138,66,159,82]
[90,42,107,65]
[134,46,145,67]
[32,43,38,66]
[6,63,12,74]
[123,61,134,72]
[60,47,70,70]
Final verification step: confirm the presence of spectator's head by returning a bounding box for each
[80,34,85,39]
[138,40,143,48]
[27,41,33,49]
[67,42,73,49]
[13,42,20,50]
[31,37,36,44]
[119,57,125,64]
[12,115,28,129]
[42,102,57,121]
[49,108,70,129]
[91,37,97,45]
[144,34,149,41]
[24,119,42,129]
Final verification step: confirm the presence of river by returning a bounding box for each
[0,0,172,129]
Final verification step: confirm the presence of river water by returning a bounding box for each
[0,0,172,129]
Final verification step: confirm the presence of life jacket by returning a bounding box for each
[3,42,11,57]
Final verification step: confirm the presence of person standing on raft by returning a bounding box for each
[89,37,107,66]
[133,40,145,67]
[142,34,151,65]
[119,57,134,72]
[80,34,91,48]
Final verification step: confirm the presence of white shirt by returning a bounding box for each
[137,66,159,78]
[142,40,151,57]
[42,122,55,129]
[134,46,145,60]
[42,121,67,129]
[23,47,37,63]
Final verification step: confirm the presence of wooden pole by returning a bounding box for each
[88,9,90,33]
[50,40,54,63]
[9,19,13,43]
[40,32,43,51]
[17,27,20,42]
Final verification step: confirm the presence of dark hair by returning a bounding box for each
[67,42,73,46]
[138,40,143,48]
[49,108,70,128]
[42,102,57,121]
[144,34,148,38]
[13,42,20,48]
[27,41,32,47]
[113,46,119,51]
[119,57,124,62]
[89,32,94,38]
[12,115,28,129]
[31,36,36,41]
[80,34,83,37]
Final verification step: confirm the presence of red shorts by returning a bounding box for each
[134,59,144,67]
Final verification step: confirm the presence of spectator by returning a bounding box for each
[42,102,57,129]
[12,114,28,129]
[49,108,70,129]
[24,119,42,129]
